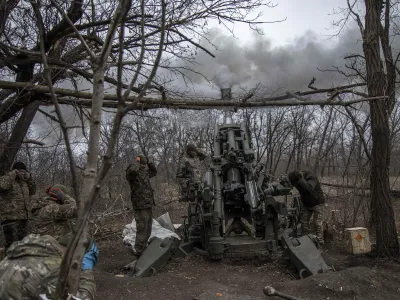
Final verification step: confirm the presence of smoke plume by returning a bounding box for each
[215,65,233,89]
[166,26,365,96]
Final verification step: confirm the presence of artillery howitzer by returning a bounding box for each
[126,87,332,281]
[183,88,303,259]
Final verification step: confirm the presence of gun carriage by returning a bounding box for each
[182,88,302,259]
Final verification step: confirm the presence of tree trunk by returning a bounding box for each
[0,101,39,174]
[363,0,399,256]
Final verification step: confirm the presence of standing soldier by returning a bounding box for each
[176,144,207,202]
[30,184,77,240]
[0,161,36,249]
[288,170,325,245]
[255,163,271,192]
[126,154,157,257]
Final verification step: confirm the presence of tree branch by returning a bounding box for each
[22,139,44,146]
[32,0,81,259]
[50,0,96,60]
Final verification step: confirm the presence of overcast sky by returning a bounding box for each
[214,0,359,47]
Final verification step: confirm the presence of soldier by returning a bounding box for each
[126,154,157,257]
[254,163,271,192]
[30,184,77,240]
[176,144,207,202]
[288,170,325,244]
[0,234,97,299]
[0,161,36,249]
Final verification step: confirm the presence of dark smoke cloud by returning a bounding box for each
[165,25,364,96]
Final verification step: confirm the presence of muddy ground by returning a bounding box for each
[95,235,400,300]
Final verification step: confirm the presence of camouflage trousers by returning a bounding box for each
[178,179,190,202]
[1,219,28,249]
[178,179,200,202]
[300,204,324,243]
[134,207,153,255]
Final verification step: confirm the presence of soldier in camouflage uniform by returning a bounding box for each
[0,234,97,299]
[30,184,77,240]
[0,161,36,249]
[288,170,325,244]
[254,163,272,192]
[126,154,157,257]
[176,144,207,202]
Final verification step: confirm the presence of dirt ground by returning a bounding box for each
[94,233,400,300]
[92,192,400,300]
[95,236,295,300]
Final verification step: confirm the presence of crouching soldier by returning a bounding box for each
[30,184,77,239]
[288,170,325,245]
[126,154,157,257]
[0,234,98,299]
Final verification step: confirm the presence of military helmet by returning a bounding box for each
[186,143,197,152]
[11,161,27,170]
[136,154,148,165]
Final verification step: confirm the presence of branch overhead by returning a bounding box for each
[0,80,378,111]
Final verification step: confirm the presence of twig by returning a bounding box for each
[50,0,96,60]
[286,91,308,101]
[126,0,166,110]
[32,0,80,204]
[22,139,45,146]
[38,108,60,123]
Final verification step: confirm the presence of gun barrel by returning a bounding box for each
[221,88,233,124]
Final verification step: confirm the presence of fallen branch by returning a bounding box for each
[52,95,385,110]
[0,80,378,110]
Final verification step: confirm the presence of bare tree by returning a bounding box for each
[362,0,399,256]
[9,0,292,297]
[329,0,400,256]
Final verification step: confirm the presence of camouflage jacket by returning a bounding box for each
[0,170,36,220]
[0,234,95,300]
[30,195,77,240]
[176,152,206,188]
[257,174,271,192]
[126,162,157,209]
[294,170,325,208]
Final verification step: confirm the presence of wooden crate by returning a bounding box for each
[344,227,371,254]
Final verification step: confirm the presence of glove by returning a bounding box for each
[288,171,302,186]
[8,170,17,181]
[82,241,99,270]
[16,170,30,180]
[46,186,65,204]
